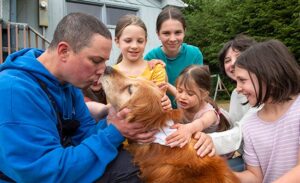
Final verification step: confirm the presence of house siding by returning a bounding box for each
[2,0,184,65]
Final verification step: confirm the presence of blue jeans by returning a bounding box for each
[228,156,245,172]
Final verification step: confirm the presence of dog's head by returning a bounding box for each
[100,66,181,130]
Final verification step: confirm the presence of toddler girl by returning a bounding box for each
[166,65,231,148]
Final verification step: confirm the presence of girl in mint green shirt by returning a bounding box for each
[145,7,203,108]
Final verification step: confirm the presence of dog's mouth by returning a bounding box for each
[103,65,115,75]
[100,66,136,110]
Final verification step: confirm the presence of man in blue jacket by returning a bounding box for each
[0,13,157,182]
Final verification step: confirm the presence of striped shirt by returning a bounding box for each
[242,95,300,183]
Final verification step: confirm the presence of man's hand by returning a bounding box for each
[107,107,158,143]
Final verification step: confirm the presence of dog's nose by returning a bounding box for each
[104,66,113,75]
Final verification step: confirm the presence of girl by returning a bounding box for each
[83,15,169,120]
[166,65,231,148]
[144,7,204,108]
[218,34,257,123]
[234,40,300,182]
[213,34,257,171]
[113,14,166,85]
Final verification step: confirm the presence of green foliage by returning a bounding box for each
[182,0,300,74]
[182,0,300,99]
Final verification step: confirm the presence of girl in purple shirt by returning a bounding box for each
[234,40,300,183]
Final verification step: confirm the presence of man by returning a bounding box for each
[0,13,156,182]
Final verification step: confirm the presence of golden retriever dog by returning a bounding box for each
[100,66,239,183]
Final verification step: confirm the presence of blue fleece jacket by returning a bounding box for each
[0,48,125,182]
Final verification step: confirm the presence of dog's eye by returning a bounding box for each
[128,84,132,95]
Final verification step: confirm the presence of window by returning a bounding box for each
[65,1,138,26]
[66,1,102,19]
[106,6,137,25]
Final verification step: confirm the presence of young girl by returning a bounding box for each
[234,40,300,182]
[166,65,231,148]
[82,14,168,121]
[144,7,204,108]
[113,14,166,85]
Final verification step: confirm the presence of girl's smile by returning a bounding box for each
[157,19,185,58]
[235,66,261,106]
[116,25,147,62]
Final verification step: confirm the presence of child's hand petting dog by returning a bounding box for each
[165,123,193,148]
[165,125,216,158]
[107,107,158,143]
[193,132,216,157]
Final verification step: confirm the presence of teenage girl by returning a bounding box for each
[234,40,300,182]
[165,65,231,148]
[144,7,204,108]
[218,34,257,123]
[113,14,166,85]
[212,35,257,171]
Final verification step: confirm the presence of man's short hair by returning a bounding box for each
[49,13,112,53]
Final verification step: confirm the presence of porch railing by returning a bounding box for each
[0,19,50,63]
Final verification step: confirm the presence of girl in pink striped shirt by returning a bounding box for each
[234,40,300,183]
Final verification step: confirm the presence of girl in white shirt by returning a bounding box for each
[211,35,257,171]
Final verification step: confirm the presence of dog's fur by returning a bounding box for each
[100,66,239,183]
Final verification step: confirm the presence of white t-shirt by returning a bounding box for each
[229,89,250,122]
[209,89,257,155]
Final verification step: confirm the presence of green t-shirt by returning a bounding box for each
[145,43,204,108]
